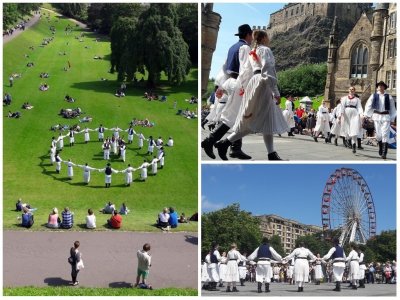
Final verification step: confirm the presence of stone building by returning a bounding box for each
[267,3,371,39]
[201,3,221,96]
[256,214,322,254]
[324,3,397,107]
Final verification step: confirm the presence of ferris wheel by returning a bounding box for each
[321,168,376,245]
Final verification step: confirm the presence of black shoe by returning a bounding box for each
[229,149,252,160]
[288,132,294,136]
[215,139,231,160]
[333,282,341,291]
[325,138,329,143]
[226,287,231,292]
[382,142,388,159]
[208,124,215,131]
[268,151,283,160]
[314,136,318,142]
[297,287,302,292]
[347,140,353,148]
[334,138,338,146]
[357,138,364,149]
[352,285,357,290]
[201,138,216,159]
[257,282,262,293]
[378,141,383,156]
[352,143,356,153]
[218,282,223,287]
[232,287,239,292]
[201,119,207,130]
[265,283,270,292]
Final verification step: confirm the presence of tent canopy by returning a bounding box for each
[299,96,312,103]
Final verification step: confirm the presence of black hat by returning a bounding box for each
[376,81,388,89]
[234,24,252,36]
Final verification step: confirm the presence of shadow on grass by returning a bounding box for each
[44,277,70,286]
[109,282,133,288]
[184,235,198,245]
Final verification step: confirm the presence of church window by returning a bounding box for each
[389,12,396,29]
[350,44,368,78]
[387,39,396,58]
[393,71,396,90]
[301,5,304,13]
[296,6,299,14]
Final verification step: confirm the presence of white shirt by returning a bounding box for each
[86,214,96,228]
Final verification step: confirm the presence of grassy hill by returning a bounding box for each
[3,9,198,232]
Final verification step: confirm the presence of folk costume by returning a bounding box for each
[313,103,331,143]
[284,246,316,292]
[339,93,363,153]
[322,243,346,291]
[205,245,221,291]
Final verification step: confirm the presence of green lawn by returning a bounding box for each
[3,9,198,232]
[3,286,197,296]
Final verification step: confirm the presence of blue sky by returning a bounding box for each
[202,164,396,233]
[209,3,286,79]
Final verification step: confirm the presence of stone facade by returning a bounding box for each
[324,3,397,107]
[256,214,322,254]
[201,3,221,96]
[267,3,370,39]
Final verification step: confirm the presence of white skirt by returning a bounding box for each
[314,115,330,132]
[341,108,361,137]
[207,264,219,282]
[330,118,341,135]
[219,263,228,282]
[125,172,132,184]
[293,259,309,282]
[332,262,345,282]
[84,132,90,141]
[83,171,90,183]
[314,264,324,279]
[233,75,288,135]
[224,261,239,282]
[256,263,273,283]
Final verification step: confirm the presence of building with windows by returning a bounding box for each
[256,214,322,254]
[324,3,396,106]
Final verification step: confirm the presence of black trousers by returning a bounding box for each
[71,265,80,283]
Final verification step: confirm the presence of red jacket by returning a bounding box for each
[110,214,122,229]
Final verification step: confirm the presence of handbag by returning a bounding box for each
[76,259,84,270]
[68,256,74,264]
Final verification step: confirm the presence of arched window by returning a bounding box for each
[350,44,368,78]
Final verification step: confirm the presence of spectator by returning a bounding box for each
[136,243,152,289]
[119,203,130,215]
[61,207,74,229]
[46,207,60,228]
[178,213,188,223]
[21,207,34,228]
[86,208,96,229]
[101,201,115,214]
[157,207,170,230]
[367,263,375,284]
[169,207,178,228]
[107,210,122,229]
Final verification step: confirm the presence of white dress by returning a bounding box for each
[79,165,96,183]
[84,128,91,142]
[218,257,228,282]
[282,100,295,128]
[232,45,288,135]
[140,162,150,179]
[66,161,75,177]
[330,104,342,135]
[340,95,363,138]
[224,250,240,282]
[314,105,330,132]
[285,247,316,283]
[122,166,135,184]
[346,250,360,280]
[314,259,324,280]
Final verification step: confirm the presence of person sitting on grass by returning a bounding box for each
[4,93,12,106]
[178,212,188,223]
[65,94,75,103]
[156,207,170,230]
[39,83,49,91]
[8,110,21,118]
[115,89,125,97]
[21,207,34,228]
[135,243,153,290]
[40,72,49,78]
[101,201,115,214]
[119,203,130,215]
[22,102,33,109]
[107,210,122,229]
[168,207,178,228]
[61,207,74,229]
[86,208,96,229]
[46,207,60,228]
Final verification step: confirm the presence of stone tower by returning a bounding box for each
[324,16,339,108]
[201,4,221,96]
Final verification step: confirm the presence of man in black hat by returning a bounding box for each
[364,81,396,159]
[201,24,253,160]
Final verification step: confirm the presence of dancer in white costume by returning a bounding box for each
[322,238,346,292]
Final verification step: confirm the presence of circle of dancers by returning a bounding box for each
[202,237,375,293]
[49,124,173,187]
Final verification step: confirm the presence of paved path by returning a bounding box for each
[4,231,197,289]
[202,281,396,296]
[201,128,396,161]
[3,13,41,44]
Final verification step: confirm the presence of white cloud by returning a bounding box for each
[202,195,224,212]
[207,164,244,172]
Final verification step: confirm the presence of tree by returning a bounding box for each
[202,203,262,258]
[295,233,332,256]
[135,3,191,87]
[3,3,40,29]
[54,3,88,22]
[364,230,396,263]
[269,235,285,255]
[175,3,198,65]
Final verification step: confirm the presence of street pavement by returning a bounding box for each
[3,231,197,289]
[201,281,396,296]
[201,128,396,161]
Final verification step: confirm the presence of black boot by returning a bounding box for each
[218,282,223,287]
[201,123,230,159]
[382,142,388,159]
[257,282,262,293]
[229,139,252,159]
[232,286,239,292]
[265,283,270,292]
[357,138,364,149]
[208,123,215,131]
[240,279,245,286]
[378,140,383,156]
[334,138,338,146]
[211,282,219,291]
[342,137,347,147]
[327,133,333,143]
[313,136,318,142]
[333,281,341,291]
[226,286,231,292]
[297,286,302,292]
[347,139,352,148]
[215,138,232,160]
[352,143,356,153]
[201,118,208,130]
[352,284,357,290]
[359,279,365,288]
[268,151,283,160]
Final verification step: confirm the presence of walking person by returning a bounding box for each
[68,241,83,286]
[364,81,397,159]
[83,127,93,143]
[136,243,152,289]
[215,29,288,160]
[330,99,344,146]
[283,242,316,292]
[138,160,150,181]
[247,237,283,293]
[55,151,62,173]
[283,95,295,136]
[9,74,14,87]
[201,24,253,160]
[339,86,364,153]
[313,101,331,143]
[322,237,346,291]
[137,132,145,149]
[224,243,241,292]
